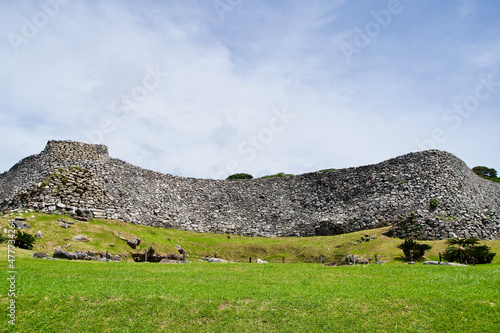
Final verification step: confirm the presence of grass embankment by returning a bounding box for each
[1,212,500,263]
[0,251,498,332]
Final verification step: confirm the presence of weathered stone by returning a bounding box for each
[74,236,89,242]
[32,251,50,259]
[1,140,499,240]
[423,261,468,266]
[126,238,140,249]
[35,230,42,238]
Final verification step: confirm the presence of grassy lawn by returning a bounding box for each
[0,251,499,332]
[1,213,499,331]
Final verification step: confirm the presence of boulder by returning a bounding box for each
[57,221,71,228]
[74,236,89,242]
[35,230,42,238]
[53,247,78,260]
[32,251,50,259]
[126,238,141,249]
[206,258,228,263]
[423,261,467,266]
[160,259,186,264]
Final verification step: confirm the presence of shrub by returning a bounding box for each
[429,199,439,208]
[443,238,496,264]
[397,238,432,261]
[226,173,253,180]
[14,230,36,250]
[260,172,293,179]
[472,166,497,178]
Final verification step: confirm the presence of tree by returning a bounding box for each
[14,230,36,250]
[226,173,253,180]
[443,237,496,264]
[472,166,497,178]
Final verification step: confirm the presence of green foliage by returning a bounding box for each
[472,166,497,178]
[397,238,432,261]
[259,172,293,179]
[226,173,253,180]
[444,237,496,264]
[429,198,439,208]
[318,168,339,173]
[14,230,36,250]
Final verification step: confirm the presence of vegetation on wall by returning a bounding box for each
[472,166,500,183]
[226,173,253,180]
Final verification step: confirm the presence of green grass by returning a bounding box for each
[1,213,500,331]
[1,212,500,264]
[0,250,499,332]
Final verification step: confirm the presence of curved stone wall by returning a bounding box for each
[1,140,499,239]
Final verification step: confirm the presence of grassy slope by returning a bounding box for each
[1,212,500,263]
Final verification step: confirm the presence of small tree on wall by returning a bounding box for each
[472,166,497,178]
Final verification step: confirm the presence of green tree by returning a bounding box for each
[443,237,496,264]
[14,230,36,250]
[472,166,497,178]
[226,173,253,180]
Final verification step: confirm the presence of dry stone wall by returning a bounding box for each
[1,140,499,240]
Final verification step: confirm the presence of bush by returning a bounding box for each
[429,199,439,208]
[14,230,36,250]
[472,166,497,178]
[226,173,253,180]
[397,238,432,261]
[443,238,496,264]
[260,172,293,179]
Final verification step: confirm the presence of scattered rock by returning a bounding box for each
[159,259,188,264]
[31,251,50,259]
[206,258,228,263]
[53,246,121,261]
[73,236,89,242]
[126,238,141,249]
[11,219,30,229]
[35,230,43,238]
[423,261,467,266]
[57,221,71,228]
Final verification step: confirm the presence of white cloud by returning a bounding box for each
[1,0,499,178]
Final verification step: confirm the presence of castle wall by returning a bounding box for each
[1,140,499,240]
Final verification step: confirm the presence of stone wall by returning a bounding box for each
[1,140,499,239]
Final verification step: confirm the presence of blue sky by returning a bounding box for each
[1,0,499,178]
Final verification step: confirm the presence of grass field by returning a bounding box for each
[0,250,499,332]
[1,213,499,332]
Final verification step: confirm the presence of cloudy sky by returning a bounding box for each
[1,0,499,179]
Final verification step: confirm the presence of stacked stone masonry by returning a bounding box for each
[1,140,499,240]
